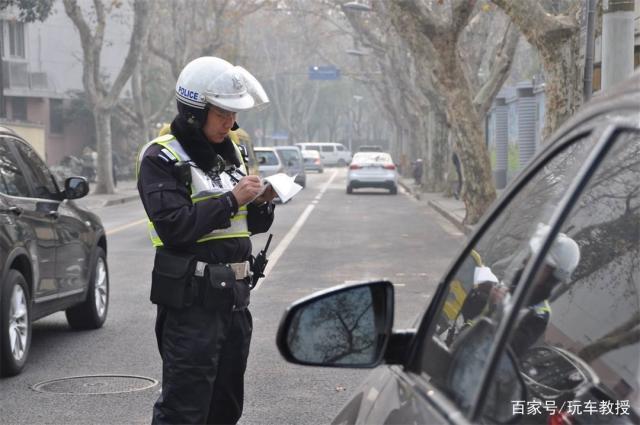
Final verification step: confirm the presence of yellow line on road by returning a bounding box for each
[106,218,148,236]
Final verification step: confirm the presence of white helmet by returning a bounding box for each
[175,56,269,125]
[529,223,581,282]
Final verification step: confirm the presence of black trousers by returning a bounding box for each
[152,303,252,424]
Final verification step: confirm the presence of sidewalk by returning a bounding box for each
[398,177,474,235]
[76,179,140,209]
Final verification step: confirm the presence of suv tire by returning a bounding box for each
[1,269,31,377]
[66,247,109,330]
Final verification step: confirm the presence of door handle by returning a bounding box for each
[47,210,59,219]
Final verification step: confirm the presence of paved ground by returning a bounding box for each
[81,177,473,235]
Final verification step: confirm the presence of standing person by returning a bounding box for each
[413,158,424,186]
[452,152,462,200]
[136,56,276,425]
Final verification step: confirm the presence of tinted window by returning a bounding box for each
[337,145,345,152]
[0,138,30,197]
[11,139,59,199]
[255,150,280,166]
[415,134,599,416]
[486,133,640,422]
[277,149,301,164]
[321,145,334,153]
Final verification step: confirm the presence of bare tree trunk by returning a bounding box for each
[434,50,496,223]
[491,0,584,139]
[94,109,114,194]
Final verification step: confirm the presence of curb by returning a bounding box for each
[103,194,140,207]
[427,199,474,235]
[399,179,474,236]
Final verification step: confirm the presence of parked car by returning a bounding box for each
[0,127,108,377]
[295,142,352,166]
[275,146,306,188]
[277,73,640,424]
[346,152,398,194]
[358,145,383,152]
[254,147,284,178]
[301,149,324,173]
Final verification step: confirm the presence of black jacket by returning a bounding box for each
[137,135,274,264]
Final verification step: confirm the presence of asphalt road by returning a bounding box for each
[0,168,464,425]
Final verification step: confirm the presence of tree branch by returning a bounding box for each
[105,0,152,106]
[473,22,519,117]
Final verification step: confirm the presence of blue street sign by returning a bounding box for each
[308,65,341,80]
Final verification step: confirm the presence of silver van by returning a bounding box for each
[295,143,352,167]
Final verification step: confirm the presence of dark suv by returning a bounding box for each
[0,127,108,377]
[277,73,640,424]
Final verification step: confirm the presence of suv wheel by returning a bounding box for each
[1,269,31,376]
[338,159,347,167]
[66,247,109,330]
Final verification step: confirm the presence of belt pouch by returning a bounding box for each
[203,264,236,314]
[150,249,196,308]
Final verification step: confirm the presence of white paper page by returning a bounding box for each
[261,173,303,203]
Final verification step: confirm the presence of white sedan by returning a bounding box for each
[346,152,398,195]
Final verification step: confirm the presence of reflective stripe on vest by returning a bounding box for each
[137,135,250,247]
[532,300,552,318]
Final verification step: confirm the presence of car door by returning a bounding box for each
[476,130,640,424]
[0,137,57,300]
[355,128,605,424]
[11,139,91,297]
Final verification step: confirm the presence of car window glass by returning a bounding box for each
[414,134,599,416]
[278,149,301,164]
[321,145,334,152]
[0,138,31,197]
[483,133,640,423]
[256,151,279,166]
[11,139,59,199]
[307,145,319,151]
[337,145,345,151]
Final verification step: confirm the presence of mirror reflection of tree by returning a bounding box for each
[287,287,377,365]
[547,136,639,375]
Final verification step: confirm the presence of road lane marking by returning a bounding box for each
[255,170,338,290]
[106,218,148,236]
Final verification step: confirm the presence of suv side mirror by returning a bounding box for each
[259,157,267,165]
[64,176,89,199]
[276,280,394,368]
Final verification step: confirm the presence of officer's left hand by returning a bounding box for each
[254,185,276,204]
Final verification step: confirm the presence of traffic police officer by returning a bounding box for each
[137,56,275,425]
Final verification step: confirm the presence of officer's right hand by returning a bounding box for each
[231,175,263,206]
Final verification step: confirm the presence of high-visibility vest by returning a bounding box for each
[136,134,250,247]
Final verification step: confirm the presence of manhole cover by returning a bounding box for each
[32,374,158,395]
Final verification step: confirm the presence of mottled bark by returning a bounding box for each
[491,0,584,139]
[387,0,508,223]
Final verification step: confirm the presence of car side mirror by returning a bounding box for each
[64,176,89,199]
[287,160,295,167]
[259,157,267,165]
[276,280,394,368]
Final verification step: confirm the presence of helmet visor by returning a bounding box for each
[204,66,268,112]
